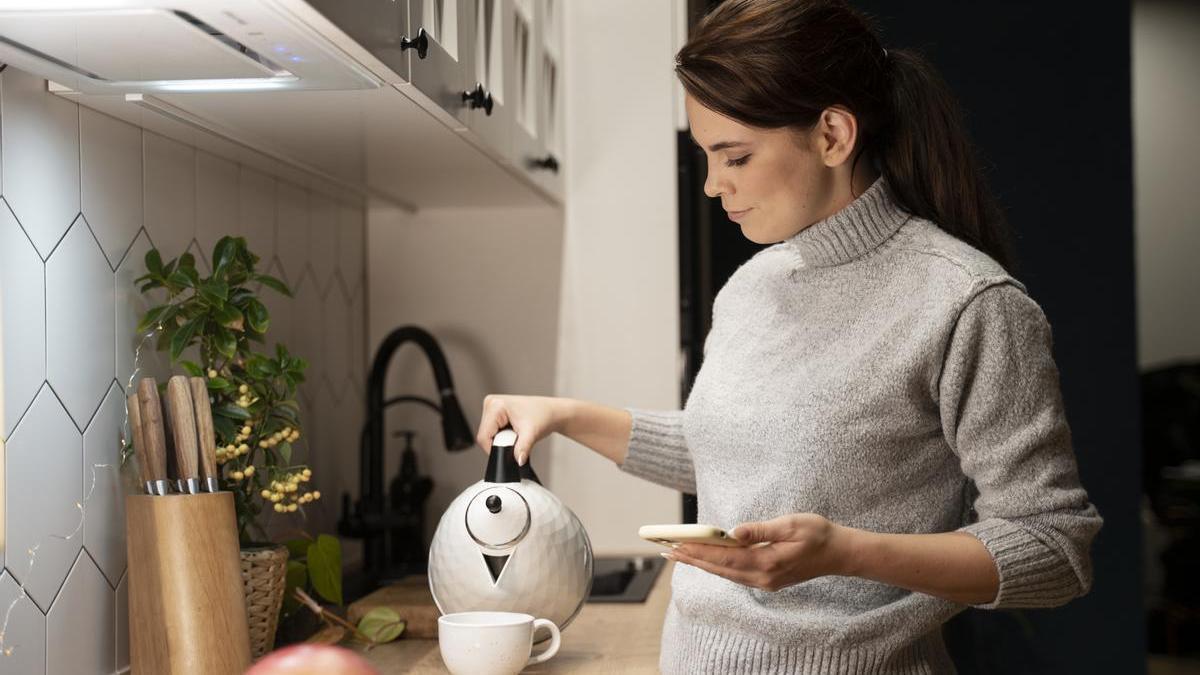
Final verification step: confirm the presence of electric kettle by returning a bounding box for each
[427,428,594,630]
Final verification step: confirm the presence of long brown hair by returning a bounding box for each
[676,0,1015,271]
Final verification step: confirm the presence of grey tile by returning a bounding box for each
[238,167,275,260]
[82,383,128,586]
[0,198,46,440]
[196,151,238,264]
[0,570,47,673]
[275,181,310,287]
[80,107,142,269]
[47,551,116,675]
[143,132,195,262]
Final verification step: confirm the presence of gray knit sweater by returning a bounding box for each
[620,176,1103,674]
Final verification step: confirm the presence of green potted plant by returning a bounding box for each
[134,235,342,657]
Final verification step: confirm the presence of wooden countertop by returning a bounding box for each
[353,561,673,673]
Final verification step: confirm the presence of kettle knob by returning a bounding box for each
[485,495,502,513]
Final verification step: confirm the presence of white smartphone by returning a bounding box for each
[638,524,745,548]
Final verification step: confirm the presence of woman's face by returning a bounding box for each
[685,94,851,245]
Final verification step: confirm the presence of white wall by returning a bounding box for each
[0,66,366,674]
[549,0,683,552]
[365,1,684,555]
[1134,0,1200,369]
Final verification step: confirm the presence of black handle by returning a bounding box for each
[462,83,494,115]
[401,28,429,60]
[485,427,521,483]
[527,154,559,173]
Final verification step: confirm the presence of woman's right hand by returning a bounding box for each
[476,395,568,465]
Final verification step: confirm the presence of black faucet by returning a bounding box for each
[338,325,474,587]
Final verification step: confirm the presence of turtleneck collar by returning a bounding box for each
[782,175,910,269]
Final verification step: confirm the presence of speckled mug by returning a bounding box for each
[438,611,561,675]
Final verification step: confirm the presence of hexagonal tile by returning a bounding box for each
[83,383,128,586]
[0,67,81,259]
[186,239,211,274]
[0,571,47,672]
[349,286,367,390]
[196,152,239,264]
[80,107,143,269]
[258,260,295,355]
[0,198,46,440]
[143,131,195,262]
[339,203,365,297]
[46,215,116,430]
[322,275,352,403]
[239,167,275,260]
[5,386,84,611]
[276,181,310,286]
[115,230,171,388]
[290,270,323,387]
[47,551,116,675]
[308,192,339,295]
[116,571,128,671]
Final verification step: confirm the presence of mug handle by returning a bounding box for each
[526,619,561,666]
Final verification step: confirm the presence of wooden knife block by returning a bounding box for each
[126,493,251,674]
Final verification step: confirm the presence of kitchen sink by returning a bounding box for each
[587,555,666,603]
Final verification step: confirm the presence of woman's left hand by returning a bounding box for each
[668,514,856,592]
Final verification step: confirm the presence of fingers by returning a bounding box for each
[475,396,508,453]
[669,549,763,588]
[731,514,795,544]
[674,544,756,570]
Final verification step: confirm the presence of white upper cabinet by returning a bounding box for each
[457,0,513,160]
[409,0,469,129]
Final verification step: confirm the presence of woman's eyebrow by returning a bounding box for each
[689,131,747,152]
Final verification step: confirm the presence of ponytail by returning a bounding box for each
[880,50,1015,271]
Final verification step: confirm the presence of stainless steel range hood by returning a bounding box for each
[0,1,382,92]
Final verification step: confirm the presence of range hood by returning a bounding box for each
[0,1,382,92]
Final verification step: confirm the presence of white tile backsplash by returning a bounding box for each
[80,107,143,269]
[0,68,367,674]
[0,571,47,672]
[142,132,195,261]
[46,216,116,430]
[82,384,128,587]
[4,386,84,611]
[46,552,116,675]
[0,68,80,260]
[0,199,46,440]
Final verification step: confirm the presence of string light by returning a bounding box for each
[0,326,158,658]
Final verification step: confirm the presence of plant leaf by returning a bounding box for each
[212,236,238,273]
[256,274,292,297]
[179,360,203,377]
[358,608,406,644]
[214,304,244,331]
[215,403,252,420]
[307,535,343,606]
[200,280,230,305]
[214,326,238,358]
[282,560,308,615]
[169,318,202,361]
[145,249,164,275]
[276,441,292,465]
[245,298,270,334]
[285,538,311,561]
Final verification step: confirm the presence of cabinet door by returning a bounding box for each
[506,0,549,188]
[305,0,410,82]
[531,0,563,198]
[409,0,468,128]
[458,0,513,161]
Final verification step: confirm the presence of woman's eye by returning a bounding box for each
[725,155,751,167]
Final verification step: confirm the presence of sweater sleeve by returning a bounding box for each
[938,282,1103,610]
[618,408,697,493]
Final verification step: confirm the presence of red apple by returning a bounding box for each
[245,644,379,675]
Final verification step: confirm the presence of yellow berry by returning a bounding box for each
[238,384,249,394]
[282,427,292,436]
[287,504,298,513]
[241,425,252,435]
[261,489,272,499]
[259,441,268,448]
[231,471,244,480]
[207,369,218,378]
[271,493,282,503]
[274,503,285,513]
[312,491,321,500]
[243,465,255,477]
[302,468,312,478]
[238,443,249,453]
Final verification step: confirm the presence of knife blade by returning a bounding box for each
[135,378,171,495]
[189,376,221,493]
[165,375,202,494]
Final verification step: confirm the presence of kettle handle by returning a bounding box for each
[485,427,543,484]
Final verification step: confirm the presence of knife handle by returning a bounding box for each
[189,376,221,493]
[166,376,201,494]
[136,378,170,495]
[126,392,154,492]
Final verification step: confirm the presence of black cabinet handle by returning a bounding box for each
[401,28,429,59]
[527,154,559,173]
[462,83,494,115]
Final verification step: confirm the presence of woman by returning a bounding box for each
[476,0,1102,672]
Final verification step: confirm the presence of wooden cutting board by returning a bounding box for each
[347,576,441,639]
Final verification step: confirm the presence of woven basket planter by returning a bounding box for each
[240,544,289,658]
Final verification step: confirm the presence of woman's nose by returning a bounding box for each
[703,170,726,199]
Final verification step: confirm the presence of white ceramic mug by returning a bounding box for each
[438,611,561,675]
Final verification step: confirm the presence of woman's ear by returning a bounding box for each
[815,106,860,168]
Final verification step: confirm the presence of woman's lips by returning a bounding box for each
[726,208,751,222]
